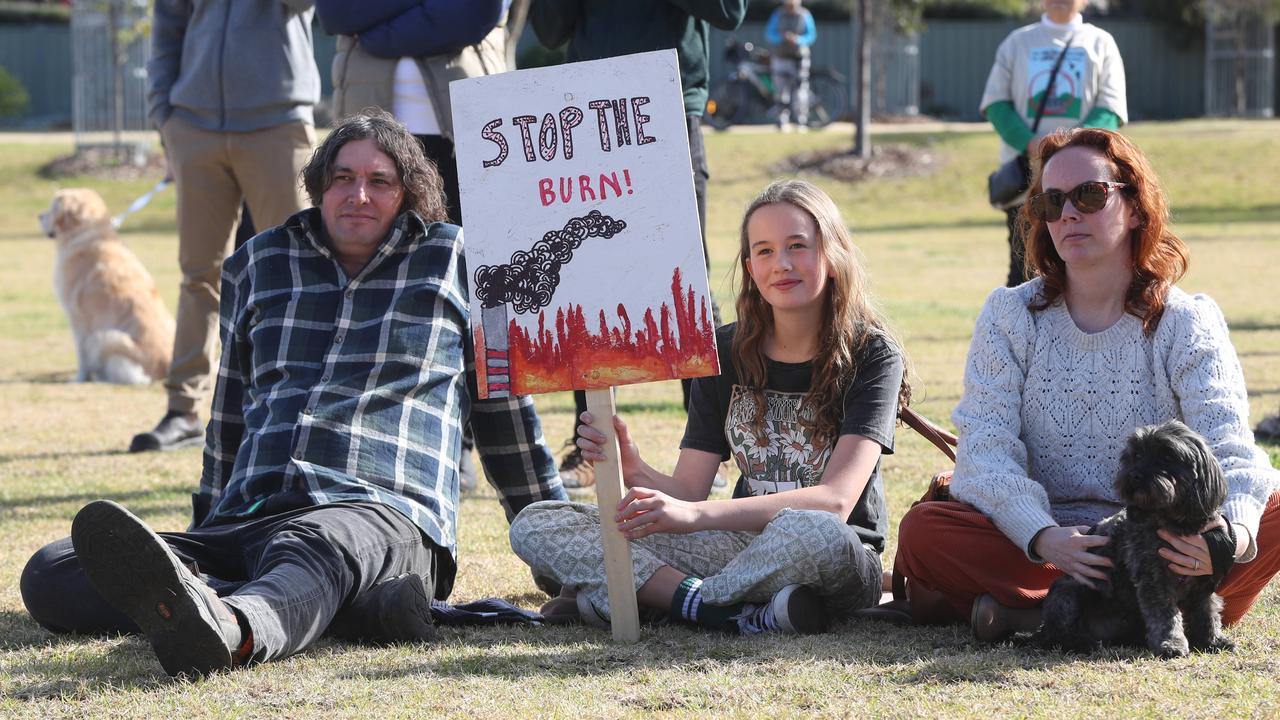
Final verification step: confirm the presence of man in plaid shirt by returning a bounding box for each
[20,109,566,677]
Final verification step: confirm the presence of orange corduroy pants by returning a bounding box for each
[894,491,1280,627]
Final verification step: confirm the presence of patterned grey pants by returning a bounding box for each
[509,501,882,621]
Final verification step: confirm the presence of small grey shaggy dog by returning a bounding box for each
[1033,420,1234,658]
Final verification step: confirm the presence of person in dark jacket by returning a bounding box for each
[317,0,509,225]
[529,0,747,490]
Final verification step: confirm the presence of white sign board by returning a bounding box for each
[451,50,719,398]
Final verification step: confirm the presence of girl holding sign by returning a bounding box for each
[510,180,908,634]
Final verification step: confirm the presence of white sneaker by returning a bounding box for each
[575,591,611,630]
[735,584,828,635]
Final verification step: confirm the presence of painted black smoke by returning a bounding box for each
[473,210,627,313]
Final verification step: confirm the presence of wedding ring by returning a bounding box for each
[1193,558,1200,571]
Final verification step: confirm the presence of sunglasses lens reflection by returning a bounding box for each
[1031,191,1064,221]
[1029,181,1114,221]
[1074,183,1109,212]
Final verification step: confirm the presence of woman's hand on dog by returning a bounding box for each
[1157,517,1237,578]
[1033,525,1112,587]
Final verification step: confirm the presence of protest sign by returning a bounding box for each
[451,50,718,401]
[452,50,719,643]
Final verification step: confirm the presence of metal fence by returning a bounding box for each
[70,0,152,148]
[3,16,1279,127]
[706,19,921,120]
[917,19,1209,121]
[0,23,71,126]
[704,18,1216,122]
[1205,3,1276,117]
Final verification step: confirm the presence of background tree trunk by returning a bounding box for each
[854,0,872,158]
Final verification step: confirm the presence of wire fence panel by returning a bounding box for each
[0,23,73,127]
[71,0,151,148]
[1205,2,1275,117]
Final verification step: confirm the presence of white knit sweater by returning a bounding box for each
[951,280,1278,561]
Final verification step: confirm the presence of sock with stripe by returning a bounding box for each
[670,576,744,630]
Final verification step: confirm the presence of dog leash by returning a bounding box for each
[111,178,172,230]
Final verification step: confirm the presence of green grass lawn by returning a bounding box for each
[1,120,1278,718]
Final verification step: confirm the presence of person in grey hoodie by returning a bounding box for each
[129,0,320,453]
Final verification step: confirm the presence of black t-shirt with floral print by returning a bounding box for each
[681,323,902,553]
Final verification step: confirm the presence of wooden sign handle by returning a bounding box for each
[583,387,641,642]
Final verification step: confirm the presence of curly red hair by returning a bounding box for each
[1021,128,1189,334]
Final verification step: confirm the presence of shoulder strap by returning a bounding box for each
[898,406,957,462]
[1029,32,1076,134]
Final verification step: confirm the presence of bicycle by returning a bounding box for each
[703,39,848,131]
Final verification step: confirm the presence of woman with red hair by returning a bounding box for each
[894,128,1280,640]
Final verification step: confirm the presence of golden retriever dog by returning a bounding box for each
[39,189,174,384]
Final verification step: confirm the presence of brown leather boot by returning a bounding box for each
[970,592,1042,643]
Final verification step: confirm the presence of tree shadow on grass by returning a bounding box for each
[324,619,1086,684]
[1,609,173,697]
[0,448,129,464]
[0,370,75,385]
[1,631,169,699]
[0,610,88,652]
[0,486,193,525]
[1232,321,1280,333]
[1173,203,1280,225]
[0,487,187,513]
[0,615,1164,699]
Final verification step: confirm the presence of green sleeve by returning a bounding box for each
[985,100,1034,155]
[1082,107,1122,130]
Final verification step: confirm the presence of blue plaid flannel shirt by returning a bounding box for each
[195,208,565,562]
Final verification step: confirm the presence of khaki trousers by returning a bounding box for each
[160,116,314,413]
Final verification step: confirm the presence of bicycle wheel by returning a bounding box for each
[704,80,751,131]
[806,71,848,129]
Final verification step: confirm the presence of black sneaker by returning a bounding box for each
[71,500,243,677]
[129,410,203,453]
[328,573,437,644]
[735,584,829,635]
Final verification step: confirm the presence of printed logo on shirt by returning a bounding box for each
[725,385,831,496]
[1025,46,1087,120]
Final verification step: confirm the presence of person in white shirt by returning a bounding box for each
[980,0,1127,287]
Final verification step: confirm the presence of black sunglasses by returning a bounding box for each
[1028,181,1130,222]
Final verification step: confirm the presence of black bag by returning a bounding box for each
[986,33,1075,207]
[987,153,1031,207]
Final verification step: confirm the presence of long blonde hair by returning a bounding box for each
[731,179,911,448]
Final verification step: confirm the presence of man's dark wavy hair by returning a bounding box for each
[301,107,448,223]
